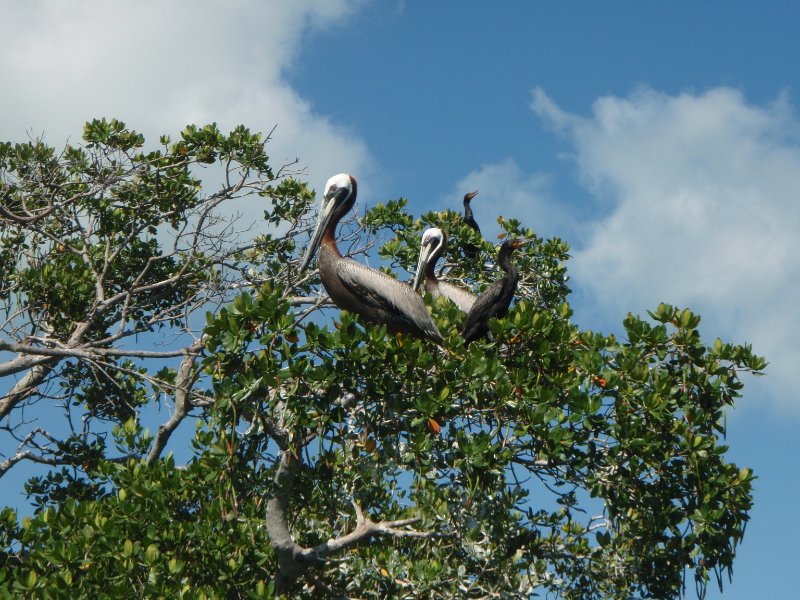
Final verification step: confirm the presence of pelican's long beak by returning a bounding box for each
[299,192,339,273]
[412,241,434,291]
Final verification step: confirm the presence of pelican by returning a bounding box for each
[300,174,443,344]
[461,238,528,345]
[462,190,481,259]
[412,227,477,314]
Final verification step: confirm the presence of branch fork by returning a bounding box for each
[265,448,440,591]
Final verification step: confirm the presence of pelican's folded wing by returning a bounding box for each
[336,258,442,342]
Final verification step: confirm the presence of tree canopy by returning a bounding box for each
[0,120,765,598]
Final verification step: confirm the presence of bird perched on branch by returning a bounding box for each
[462,190,482,259]
[300,174,443,344]
[413,227,477,314]
[461,238,528,345]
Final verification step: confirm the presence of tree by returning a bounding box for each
[0,120,765,598]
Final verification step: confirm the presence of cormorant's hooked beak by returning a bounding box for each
[511,237,531,249]
[497,237,531,256]
[299,187,348,273]
[412,240,435,291]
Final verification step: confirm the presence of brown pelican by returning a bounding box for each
[299,174,443,344]
[412,227,477,314]
[461,238,528,345]
[462,190,481,259]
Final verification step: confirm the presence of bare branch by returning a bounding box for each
[146,338,203,463]
[299,512,441,562]
[0,426,139,477]
[0,182,111,225]
[0,362,55,421]
[0,448,61,475]
[266,448,443,592]
[0,339,196,361]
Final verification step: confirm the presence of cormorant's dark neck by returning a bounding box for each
[497,247,516,274]
[463,204,479,231]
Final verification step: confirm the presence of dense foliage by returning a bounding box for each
[0,121,764,598]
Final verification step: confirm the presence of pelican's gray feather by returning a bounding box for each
[301,174,443,344]
[320,245,443,343]
[415,227,477,315]
[425,279,476,314]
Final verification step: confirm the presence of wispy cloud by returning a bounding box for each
[0,0,372,196]
[531,86,800,415]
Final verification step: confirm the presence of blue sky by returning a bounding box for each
[2,2,799,597]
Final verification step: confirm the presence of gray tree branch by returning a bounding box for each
[146,339,203,464]
[0,361,56,421]
[265,435,442,592]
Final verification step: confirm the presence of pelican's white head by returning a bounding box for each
[413,227,448,291]
[299,173,358,273]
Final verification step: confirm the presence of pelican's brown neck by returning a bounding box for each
[320,209,346,257]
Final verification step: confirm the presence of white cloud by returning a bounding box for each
[531,86,800,416]
[0,0,373,198]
